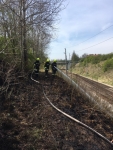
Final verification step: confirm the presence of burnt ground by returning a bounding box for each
[0,70,113,150]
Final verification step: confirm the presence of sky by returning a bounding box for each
[48,0,113,60]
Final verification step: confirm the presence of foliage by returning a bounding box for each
[0,37,12,52]
[0,0,65,70]
[81,53,88,58]
[71,51,79,62]
[79,53,113,65]
[71,51,80,68]
[102,58,113,72]
[0,37,6,50]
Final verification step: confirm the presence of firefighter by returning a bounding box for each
[44,58,50,77]
[34,58,40,76]
[51,59,57,75]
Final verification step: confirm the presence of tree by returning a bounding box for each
[81,53,88,58]
[0,0,65,70]
[71,51,79,63]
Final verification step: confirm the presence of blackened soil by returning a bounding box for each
[0,71,113,150]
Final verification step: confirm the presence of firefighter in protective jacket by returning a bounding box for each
[44,59,50,77]
[51,59,57,75]
[34,58,40,76]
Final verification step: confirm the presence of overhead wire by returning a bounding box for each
[75,36,113,52]
[68,24,113,48]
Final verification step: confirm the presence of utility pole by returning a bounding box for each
[64,48,67,74]
[69,53,70,60]
[69,53,71,70]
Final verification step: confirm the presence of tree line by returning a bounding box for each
[0,0,65,70]
[71,51,113,72]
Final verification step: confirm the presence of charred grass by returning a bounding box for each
[0,61,113,149]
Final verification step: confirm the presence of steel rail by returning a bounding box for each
[73,74,113,105]
[30,71,113,147]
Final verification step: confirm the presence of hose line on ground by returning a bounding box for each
[31,72,113,147]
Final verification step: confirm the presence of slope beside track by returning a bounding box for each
[72,73,113,104]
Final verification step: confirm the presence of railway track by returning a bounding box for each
[67,72,113,105]
[75,75,113,104]
[31,71,113,150]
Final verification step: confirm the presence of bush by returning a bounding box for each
[102,58,113,72]
[79,53,113,66]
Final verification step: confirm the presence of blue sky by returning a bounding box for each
[48,0,113,60]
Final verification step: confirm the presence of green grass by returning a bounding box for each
[70,61,113,86]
